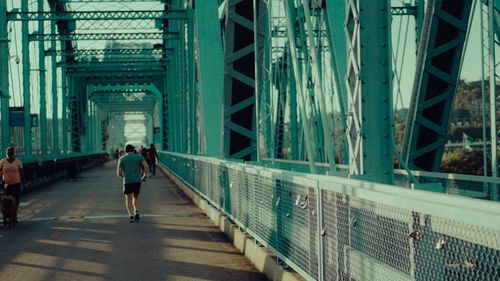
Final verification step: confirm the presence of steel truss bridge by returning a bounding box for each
[0,0,499,280]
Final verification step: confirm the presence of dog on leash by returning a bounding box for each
[1,195,18,229]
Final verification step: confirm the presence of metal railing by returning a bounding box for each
[20,153,108,192]
[257,158,500,201]
[159,151,500,281]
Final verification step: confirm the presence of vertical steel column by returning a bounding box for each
[194,0,224,157]
[415,0,425,50]
[284,1,317,172]
[61,51,68,154]
[86,96,91,153]
[301,2,337,171]
[93,103,98,152]
[38,0,47,157]
[288,47,299,160]
[345,0,393,183]
[162,75,168,150]
[180,18,188,153]
[50,2,58,155]
[187,6,198,154]
[254,0,272,160]
[88,101,93,152]
[488,0,499,200]
[325,0,348,164]
[0,0,10,150]
[22,0,32,158]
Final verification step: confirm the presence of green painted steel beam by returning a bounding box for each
[50,1,59,156]
[222,0,257,161]
[38,0,47,157]
[345,0,394,184]
[193,0,224,158]
[283,0,319,172]
[59,60,167,68]
[66,66,167,73]
[402,0,474,172]
[29,32,179,41]
[325,0,348,164]
[299,1,337,171]
[44,48,173,57]
[6,10,186,21]
[66,70,166,76]
[88,83,161,96]
[391,6,417,16]
[58,0,164,2]
[0,0,9,150]
[22,0,32,158]
[254,0,273,160]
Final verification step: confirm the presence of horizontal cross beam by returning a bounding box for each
[7,10,186,21]
[62,62,168,70]
[58,0,163,2]
[66,69,166,76]
[29,32,179,41]
[45,48,173,57]
[391,6,417,16]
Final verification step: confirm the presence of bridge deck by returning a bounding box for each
[0,162,266,281]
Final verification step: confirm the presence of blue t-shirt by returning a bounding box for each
[118,153,146,184]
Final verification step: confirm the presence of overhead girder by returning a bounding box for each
[88,83,162,97]
[67,70,167,77]
[6,10,187,21]
[45,48,173,57]
[93,100,156,112]
[57,0,163,2]
[100,105,155,112]
[59,60,167,69]
[392,6,418,16]
[29,31,179,41]
[402,0,474,172]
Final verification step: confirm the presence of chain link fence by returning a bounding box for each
[159,152,500,281]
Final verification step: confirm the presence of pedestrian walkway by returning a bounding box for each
[0,162,266,281]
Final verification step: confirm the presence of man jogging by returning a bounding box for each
[117,144,148,222]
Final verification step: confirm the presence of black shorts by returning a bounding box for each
[4,183,21,205]
[123,182,141,195]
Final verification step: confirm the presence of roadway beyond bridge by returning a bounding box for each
[0,162,267,281]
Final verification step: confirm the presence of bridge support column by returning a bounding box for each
[61,46,68,155]
[194,0,224,157]
[50,1,59,156]
[38,0,47,157]
[0,0,10,150]
[345,0,394,184]
[487,0,499,200]
[22,0,32,158]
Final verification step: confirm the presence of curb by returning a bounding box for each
[159,165,305,281]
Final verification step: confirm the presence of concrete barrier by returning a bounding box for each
[159,164,305,281]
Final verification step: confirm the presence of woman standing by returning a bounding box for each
[0,146,24,207]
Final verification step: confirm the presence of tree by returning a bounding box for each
[440,149,486,175]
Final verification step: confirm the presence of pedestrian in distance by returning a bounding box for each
[148,143,158,177]
[0,146,24,212]
[117,144,149,222]
[140,147,149,165]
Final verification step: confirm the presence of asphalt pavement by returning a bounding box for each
[0,161,266,281]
